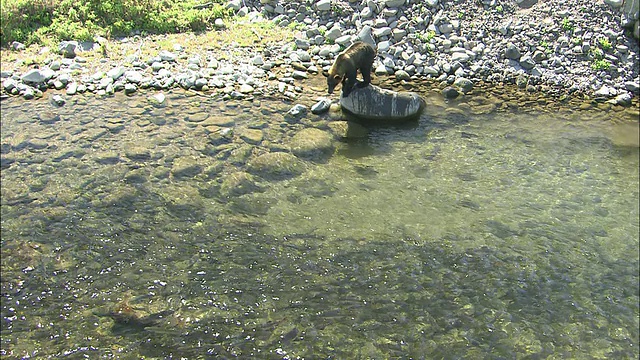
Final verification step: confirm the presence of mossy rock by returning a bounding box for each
[289,128,335,160]
[247,152,306,180]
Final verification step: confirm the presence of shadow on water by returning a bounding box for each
[0,90,638,358]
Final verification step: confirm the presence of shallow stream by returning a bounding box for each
[1,85,638,358]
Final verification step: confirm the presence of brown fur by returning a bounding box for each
[322,41,376,97]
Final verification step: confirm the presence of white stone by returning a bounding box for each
[316,0,331,11]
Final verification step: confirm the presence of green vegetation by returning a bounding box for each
[0,0,234,46]
[540,40,552,54]
[589,48,611,71]
[561,18,574,32]
[591,58,611,70]
[597,37,612,52]
[416,30,436,43]
[495,5,503,13]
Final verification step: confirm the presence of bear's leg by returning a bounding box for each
[341,69,358,97]
[358,61,373,87]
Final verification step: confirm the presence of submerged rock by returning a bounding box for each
[289,128,335,160]
[247,152,306,180]
[339,85,425,122]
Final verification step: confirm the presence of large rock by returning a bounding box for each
[247,152,306,180]
[289,128,335,160]
[339,85,426,122]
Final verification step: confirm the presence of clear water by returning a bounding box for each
[1,90,638,359]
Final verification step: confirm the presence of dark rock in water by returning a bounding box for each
[339,85,425,122]
[442,86,459,99]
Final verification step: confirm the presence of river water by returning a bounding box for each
[1,86,638,358]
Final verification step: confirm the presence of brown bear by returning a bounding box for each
[322,41,376,98]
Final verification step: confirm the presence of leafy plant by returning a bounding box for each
[416,30,436,43]
[540,40,552,54]
[597,37,612,51]
[496,5,503,13]
[589,47,610,70]
[591,59,610,71]
[561,18,574,32]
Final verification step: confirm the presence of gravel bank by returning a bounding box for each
[1,0,639,105]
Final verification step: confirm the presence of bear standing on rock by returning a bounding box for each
[323,41,376,98]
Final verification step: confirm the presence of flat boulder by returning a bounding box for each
[247,152,306,180]
[339,85,425,122]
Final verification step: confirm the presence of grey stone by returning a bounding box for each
[11,41,26,51]
[287,104,309,118]
[395,70,411,81]
[519,56,536,70]
[125,71,143,83]
[442,86,459,99]
[340,85,425,122]
[316,0,332,11]
[385,0,405,8]
[159,50,177,62]
[311,98,332,114]
[50,94,65,107]
[124,83,137,94]
[451,52,470,62]
[624,81,640,92]
[58,41,79,58]
[453,77,474,92]
[326,26,343,41]
[21,69,47,84]
[357,26,376,48]
[505,43,521,60]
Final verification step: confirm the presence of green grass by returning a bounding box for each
[0,0,234,47]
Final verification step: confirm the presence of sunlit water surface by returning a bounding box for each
[1,90,638,359]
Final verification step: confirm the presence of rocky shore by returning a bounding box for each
[1,0,639,106]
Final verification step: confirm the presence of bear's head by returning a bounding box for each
[323,71,343,94]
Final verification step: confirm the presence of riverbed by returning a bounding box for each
[1,83,638,358]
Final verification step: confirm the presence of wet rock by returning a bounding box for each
[340,85,425,122]
[125,146,152,161]
[328,121,369,138]
[239,128,264,144]
[286,104,309,120]
[149,93,166,106]
[171,157,203,179]
[247,152,306,180]
[50,94,65,107]
[37,112,61,124]
[442,86,459,99]
[289,128,335,160]
[311,98,332,114]
[220,171,262,197]
[185,113,209,123]
[453,77,473,93]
